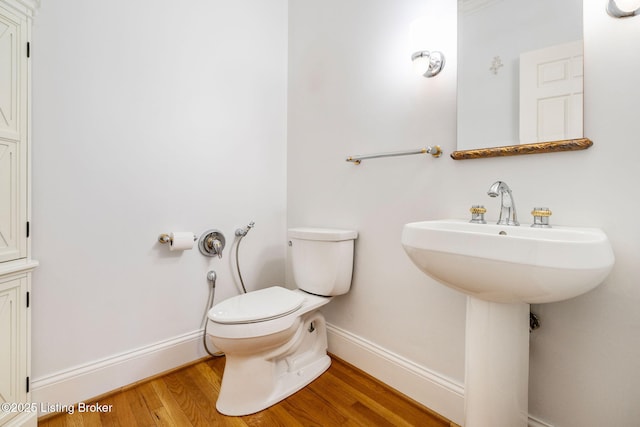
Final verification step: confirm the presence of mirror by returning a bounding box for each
[452,0,590,160]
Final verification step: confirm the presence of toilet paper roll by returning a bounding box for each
[169,232,196,251]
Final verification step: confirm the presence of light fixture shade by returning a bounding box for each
[411,50,445,78]
[611,0,640,10]
[607,0,640,17]
[412,52,431,76]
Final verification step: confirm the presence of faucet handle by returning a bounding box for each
[198,229,226,257]
[469,205,487,224]
[531,207,552,228]
[211,238,223,258]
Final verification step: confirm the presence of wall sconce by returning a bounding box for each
[607,0,640,17]
[411,50,445,78]
[410,17,445,78]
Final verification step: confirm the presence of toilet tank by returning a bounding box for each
[288,228,358,296]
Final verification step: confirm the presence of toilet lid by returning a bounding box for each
[209,286,305,324]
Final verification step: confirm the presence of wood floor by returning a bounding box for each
[38,355,459,427]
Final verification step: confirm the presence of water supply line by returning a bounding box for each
[234,221,255,294]
[202,270,224,357]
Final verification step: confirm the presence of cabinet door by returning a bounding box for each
[0,5,21,141]
[0,4,26,263]
[0,140,20,263]
[0,277,26,426]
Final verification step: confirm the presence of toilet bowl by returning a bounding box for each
[206,227,357,416]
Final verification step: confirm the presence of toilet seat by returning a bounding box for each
[207,289,331,340]
[210,286,304,324]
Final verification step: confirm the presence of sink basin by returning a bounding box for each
[401,219,615,303]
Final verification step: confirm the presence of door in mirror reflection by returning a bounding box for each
[519,40,583,144]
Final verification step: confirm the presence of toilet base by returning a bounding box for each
[215,311,330,416]
[217,354,331,417]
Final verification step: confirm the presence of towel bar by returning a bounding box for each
[346,146,442,165]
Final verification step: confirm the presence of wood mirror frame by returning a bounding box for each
[450,138,592,160]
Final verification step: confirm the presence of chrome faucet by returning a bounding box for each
[487,181,519,226]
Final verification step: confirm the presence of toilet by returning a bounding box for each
[206,227,357,416]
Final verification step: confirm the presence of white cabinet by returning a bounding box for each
[0,0,28,264]
[0,275,31,427]
[0,1,38,426]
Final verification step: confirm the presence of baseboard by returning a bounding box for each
[326,323,466,425]
[31,329,207,413]
[528,416,555,427]
[327,323,555,427]
[3,411,37,427]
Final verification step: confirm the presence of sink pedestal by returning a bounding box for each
[465,297,530,427]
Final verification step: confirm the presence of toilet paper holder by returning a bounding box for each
[157,233,198,245]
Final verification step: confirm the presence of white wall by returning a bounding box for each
[28,0,640,425]
[30,0,288,403]
[288,1,640,426]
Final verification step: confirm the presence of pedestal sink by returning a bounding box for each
[401,219,614,427]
